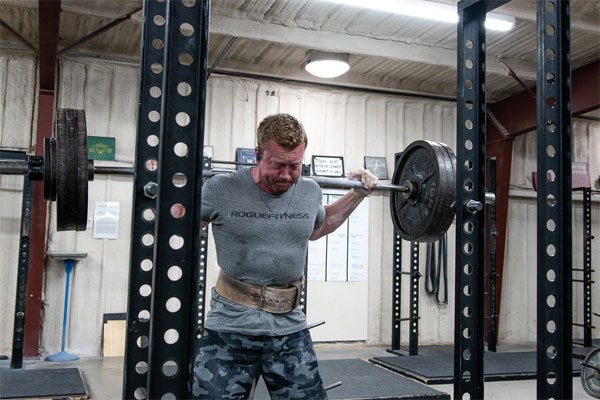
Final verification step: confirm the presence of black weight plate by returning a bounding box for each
[43,137,57,201]
[76,110,88,231]
[55,109,70,230]
[56,109,79,231]
[390,140,456,242]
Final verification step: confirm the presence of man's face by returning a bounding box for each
[256,140,305,195]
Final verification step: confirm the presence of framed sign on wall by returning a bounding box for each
[364,156,388,179]
[312,155,344,177]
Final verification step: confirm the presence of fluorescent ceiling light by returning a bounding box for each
[316,0,515,32]
[305,51,350,78]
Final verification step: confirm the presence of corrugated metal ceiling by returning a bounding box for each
[0,0,598,103]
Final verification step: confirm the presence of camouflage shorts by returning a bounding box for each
[189,328,328,399]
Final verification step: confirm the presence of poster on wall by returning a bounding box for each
[348,199,369,281]
[325,195,348,281]
[306,192,369,282]
[307,238,327,281]
[93,201,120,239]
[307,195,328,281]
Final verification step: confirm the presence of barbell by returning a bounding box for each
[1,108,495,242]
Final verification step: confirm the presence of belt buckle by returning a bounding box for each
[257,285,267,311]
[292,278,304,309]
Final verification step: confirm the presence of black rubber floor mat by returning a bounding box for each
[0,368,86,399]
[253,358,450,399]
[371,351,582,384]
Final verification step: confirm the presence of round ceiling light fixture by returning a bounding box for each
[305,51,350,78]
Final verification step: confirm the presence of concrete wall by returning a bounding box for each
[1,53,598,356]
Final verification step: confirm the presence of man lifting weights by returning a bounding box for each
[190,113,378,399]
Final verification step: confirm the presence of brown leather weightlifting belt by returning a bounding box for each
[215,270,304,314]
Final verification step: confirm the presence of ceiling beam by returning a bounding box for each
[38,0,61,91]
[496,4,600,34]
[490,60,599,137]
[210,13,538,80]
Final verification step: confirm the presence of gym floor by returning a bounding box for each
[2,342,594,399]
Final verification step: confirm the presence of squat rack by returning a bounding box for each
[121,0,576,399]
[454,1,573,399]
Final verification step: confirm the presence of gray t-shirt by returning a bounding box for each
[201,168,326,335]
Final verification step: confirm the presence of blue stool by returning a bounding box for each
[46,253,87,362]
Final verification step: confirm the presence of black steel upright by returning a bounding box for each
[581,188,593,347]
[536,0,573,398]
[455,1,494,398]
[408,241,420,356]
[487,157,498,352]
[123,0,211,398]
[123,0,167,397]
[10,177,34,369]
[391,231,402,352]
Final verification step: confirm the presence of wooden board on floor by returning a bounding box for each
[103,320,126,357]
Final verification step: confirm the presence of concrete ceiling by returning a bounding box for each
[0,0,599,103]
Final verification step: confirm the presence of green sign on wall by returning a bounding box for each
[88,136,115,161]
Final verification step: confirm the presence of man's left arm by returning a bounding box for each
[310,169,378,240]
